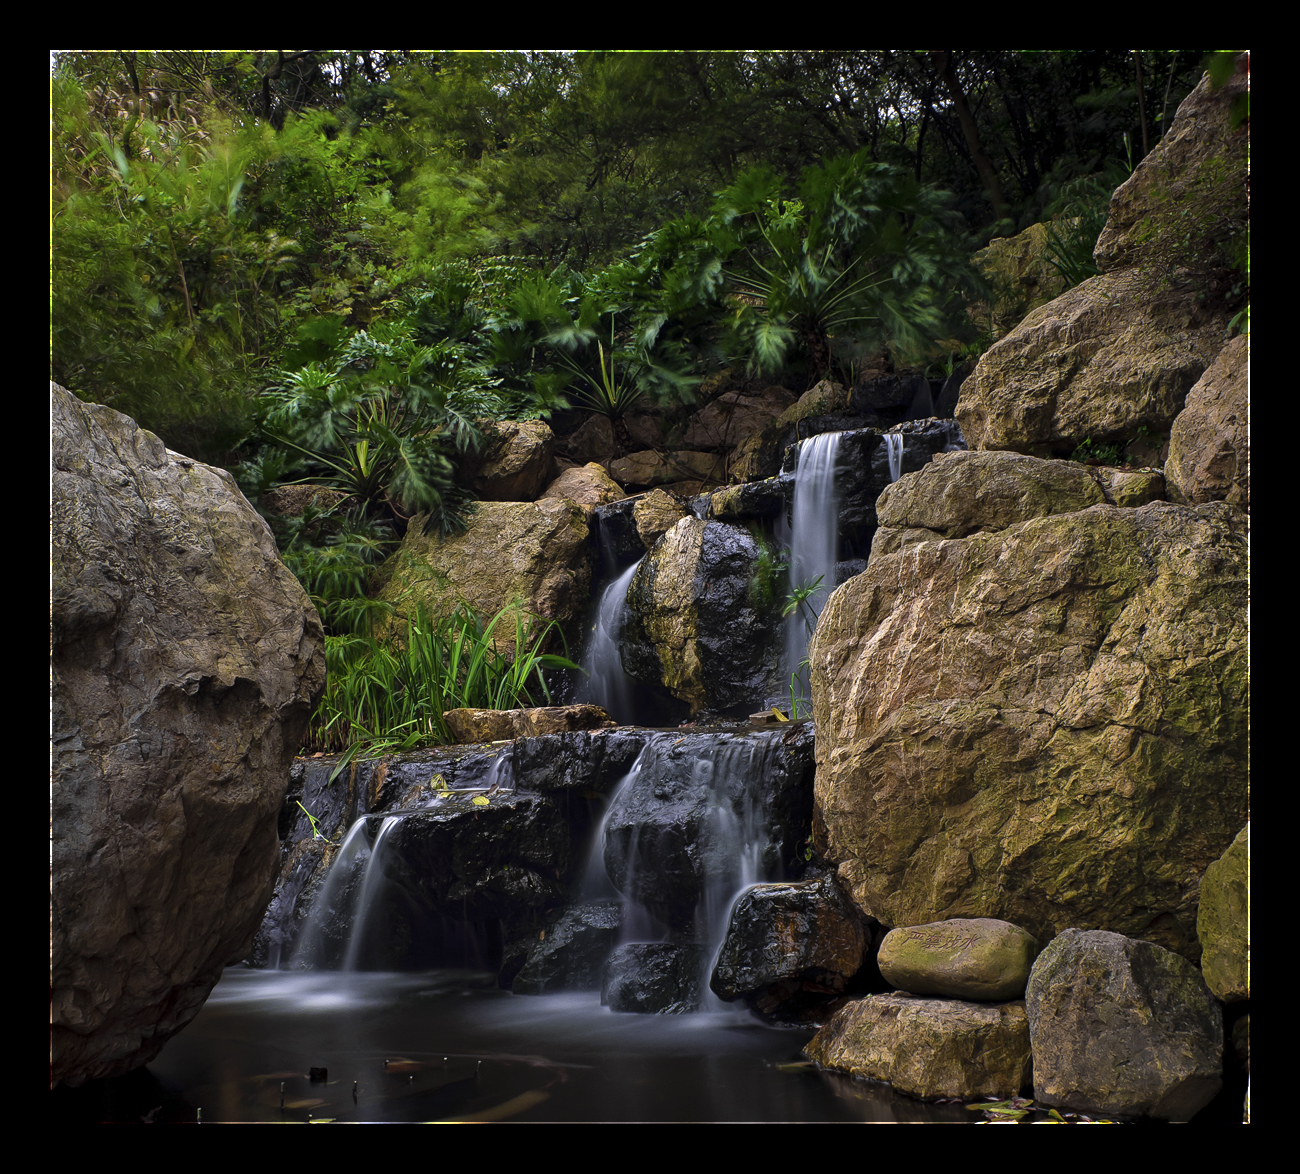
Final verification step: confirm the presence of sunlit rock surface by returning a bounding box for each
[877,918,1039,1002]
[1197,822,1250,1002]
[51,383,326,1087]
[957,65,1248,456]
[1166,334,1250,511]
[375,497,592,651]
[810,499,1249,958]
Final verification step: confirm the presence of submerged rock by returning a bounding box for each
[806,993,1032,1100]
[1026,929,1223,1120]
[50,384,326,1087]
[513,902,623,994]
[603,942,708,1014]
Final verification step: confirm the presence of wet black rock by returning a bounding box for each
[513,902,623,994]
[710,874,870,1023]
[603,942,709,1014]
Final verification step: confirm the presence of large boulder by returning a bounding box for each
[619,518,778,713]
[809,500,1249,960]
[869,450,1165,559]
[374,498,593,650]
[1026,929,1223,1121]
[50,384,326,1087]
[1166,334,1250,511]
[957,64,1248,456]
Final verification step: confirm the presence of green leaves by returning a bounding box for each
[307,602,580,765]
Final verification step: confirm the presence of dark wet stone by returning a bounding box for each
[513,902,623,994]
[602,942,709,1013]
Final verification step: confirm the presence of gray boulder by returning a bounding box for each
[51,384,326,1087]
[1026,929,1223,1121]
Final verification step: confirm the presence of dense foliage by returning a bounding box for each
[51,49,1231,746]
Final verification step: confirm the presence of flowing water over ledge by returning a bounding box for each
[53,967,972,1123]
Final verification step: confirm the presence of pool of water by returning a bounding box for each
[54,967,972,1123]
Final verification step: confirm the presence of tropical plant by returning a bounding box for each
[640,153,984,387]
[257,323,502,536]
[308,602,579,779]
[782,575,827,635]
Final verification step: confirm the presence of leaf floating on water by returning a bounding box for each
[775,1061,814,1071]
[471,795,490,806]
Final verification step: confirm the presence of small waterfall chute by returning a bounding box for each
[885,432,904,482]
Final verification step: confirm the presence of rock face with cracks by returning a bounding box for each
[809,499,1249,959]
[50,383,326,1087]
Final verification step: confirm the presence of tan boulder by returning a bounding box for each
[809,500,1249,960]
[632,489,688,550]
[443,704,616,744]
[955,269,1229,454]
[540,462,626,515]
[972,220,1071,340]
[461,419,556,501]
[681,386,797,449]
[869,450,1166,559]
[606,449,726,489]
[51,384,326,1087]
[1166,334,1249,510]
[805,994,1032,1101]
[1094,56,1249,274]
[1197,823,1250,1002]
[375,498,592,649]
[957,66,1248,456]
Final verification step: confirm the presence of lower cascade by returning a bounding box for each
[278,725,816,1017]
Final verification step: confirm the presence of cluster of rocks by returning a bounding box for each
[804,911,1238,1121]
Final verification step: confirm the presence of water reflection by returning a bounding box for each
[110,968,972,1123]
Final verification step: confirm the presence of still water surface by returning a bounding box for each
[85,967,971,1123]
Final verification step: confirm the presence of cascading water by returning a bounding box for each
[341,816,401,970]
[574,558,642,723]
[781,431,843,710]
[588,731,793,1009]
[291,815,388,970]
[885,432,904,482]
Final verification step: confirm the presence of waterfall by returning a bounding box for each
[341,816,401,971]
[783,431,842,711]
[291,815,386,970]
[574,558,642,722]
[593,732,786,1005]
[885,432,904,482]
